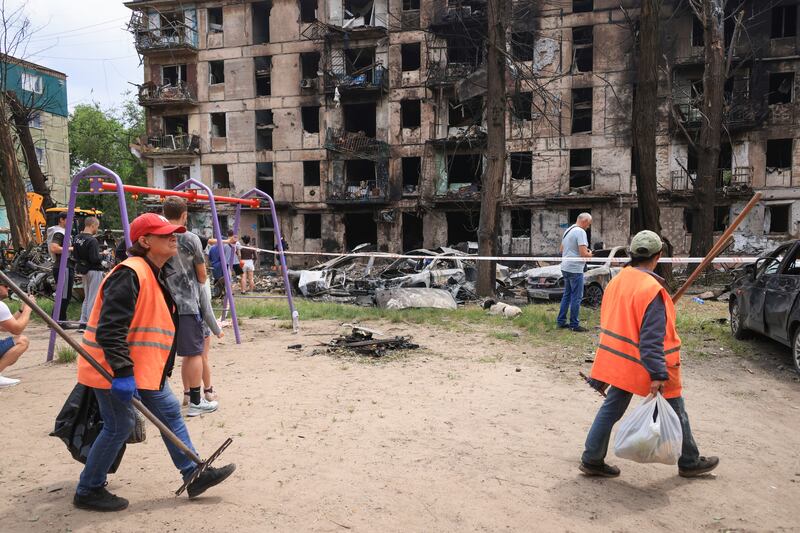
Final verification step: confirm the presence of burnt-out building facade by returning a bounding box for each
[125,0,800,264]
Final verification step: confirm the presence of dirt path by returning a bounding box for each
[0,316,798,532]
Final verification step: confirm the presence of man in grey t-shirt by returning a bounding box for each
[557,212,593,331]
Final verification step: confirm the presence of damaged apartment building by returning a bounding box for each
[125,0,800,265]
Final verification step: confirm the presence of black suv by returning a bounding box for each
[729,240,800,374]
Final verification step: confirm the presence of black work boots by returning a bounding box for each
[73,486,129,512]
[186,463,237,498]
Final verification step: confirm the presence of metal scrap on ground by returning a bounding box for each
[324,327,420,357]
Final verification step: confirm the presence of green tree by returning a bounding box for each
[68,96,147,230]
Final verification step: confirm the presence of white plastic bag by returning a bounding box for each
[613,393,683,465]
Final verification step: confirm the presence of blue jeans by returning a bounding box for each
[76,384,198,495]
[557,271,584,328]
[581,386,701,469]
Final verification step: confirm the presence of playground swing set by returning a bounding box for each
[47,162,298,362]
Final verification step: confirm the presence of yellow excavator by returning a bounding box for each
[27,192,103,244]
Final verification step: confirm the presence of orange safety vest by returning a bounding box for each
[590,267,683,398]
[77,256,176,391]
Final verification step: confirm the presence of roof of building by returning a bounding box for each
[0,54,67,80]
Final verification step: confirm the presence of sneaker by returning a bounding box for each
[73,486,129,512]
[579,461,621,478]
[570,326,589,333]
[0,375,20,389]
[204,388,218,402]
[186,464,236,498]
[187,398,218,417]
[679,456,719,478]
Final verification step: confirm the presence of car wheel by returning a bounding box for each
[793,328,800,375]
[583,284,603,309]
[730,299,752,340]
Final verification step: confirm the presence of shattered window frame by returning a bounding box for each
[304,213,322,239]
[572,26,593,73]
[207,7,223,33]
[571,87,593,134]
[766,204,791,234]
[771,5,798,39]
[569,148,592,189]
[766,138,793,170]
[768,71,795,105]
[209,60,225,85]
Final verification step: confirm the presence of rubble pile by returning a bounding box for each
[325,327,420,357]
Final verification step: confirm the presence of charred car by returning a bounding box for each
[729,240,800,373]
[525,246,629,308]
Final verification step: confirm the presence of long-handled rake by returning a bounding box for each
[0,270,232,496]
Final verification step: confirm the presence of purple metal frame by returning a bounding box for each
[233,189,299,333]
[173,178,241,344]
[47,164,132,361]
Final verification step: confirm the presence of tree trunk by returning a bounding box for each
[0,101,32,249]
[7,92,55,209]
[632,0,675,285]
[477,0,508,296]
[690,0,725,260]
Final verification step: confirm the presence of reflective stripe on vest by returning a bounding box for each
[590,267,683,399]
[77,256,175,391]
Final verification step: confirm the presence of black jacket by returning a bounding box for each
[95,258,178,387]
[72,233,104,274]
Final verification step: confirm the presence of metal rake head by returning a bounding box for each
[175,437,233,497]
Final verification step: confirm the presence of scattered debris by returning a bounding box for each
[326,327,419,357]
[287,344,302,350]
[375,288,457,310]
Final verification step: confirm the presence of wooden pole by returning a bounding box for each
[672,192,762,303]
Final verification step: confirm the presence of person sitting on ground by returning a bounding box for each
[73,213,235,512]
[239,235,256,293]
[0,279,31,389]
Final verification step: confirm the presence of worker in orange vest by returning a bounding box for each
[73,213,235,512]
[579,230,719,478]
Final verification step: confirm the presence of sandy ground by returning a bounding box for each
[0,310,799,532]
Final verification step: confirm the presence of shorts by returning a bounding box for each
[0,336,15,359]
[176,315,205,357]
[242,259,255,272]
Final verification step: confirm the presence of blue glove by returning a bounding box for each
[110,376,137,403]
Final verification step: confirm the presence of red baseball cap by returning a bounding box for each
[129,213,186,242]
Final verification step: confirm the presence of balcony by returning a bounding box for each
[672,100,764,133]
[301,13,388,41]
[327,179,389,204]
[324,65,388,96]
[671,167,752,192]
[137,134,201,158]
[324,128,389,161]
[425,61,481,88]
[127,10,198,54]
[428,0,487,31]
[137,82,196,108]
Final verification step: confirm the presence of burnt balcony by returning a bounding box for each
[425,61,480,88]
[429,0,487,31]
[324,128,389,161]
[127,10,198,54]
[672,100,765,133]
[301,13,388,41]
[671,167,752,192]
[327,179,389,204]
[324,65,388,96]
[137,134,201,158]
[137,82,196,108]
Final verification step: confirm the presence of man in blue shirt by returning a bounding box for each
[557,212,593,332]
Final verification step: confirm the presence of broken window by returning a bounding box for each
[213,164,230,188]
[766,204,791,234]
[571,87,592,133]
[345,213,377,249]
[345,47,376,78]
[769,72,794,105]
[301,52,320,79]
[207,7,223,33]
[209,60,225,84]
[162,64,187,86]
[401,43,421,71]
[164,165,191,189]
[343,102,377,137]
[304,214,322,239]
[402,157,421,193]
[446,154,483,186]
[573,26,593,72]
[511,209,532,238]
[510,152,533,181]
[255,56,271,96]
[303,161,320,186]
[447,35,482,67]
[448,96,483,127]
[256,110,274,150]
[447,211,479,244]
[714,206,730,232]
[692,15,704,47]
[401,99,421,129]
[511,31,535,61]
[345,159,376,183]
[569,148,592,188]
[403,0,420,9]
[344,0,375,24]
[301,106,320,133]
[210,113,226,137]
[257,162,273,196]
[159,12,183,38]
[164,115,188,136]
[300,0,317,23]
[573,0,593,13]
[512,92,533,121]
[771,5,798,39]
[766,138,793,169]
[402,212,423,252]
[252,1,271,44]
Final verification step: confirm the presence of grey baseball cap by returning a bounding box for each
[629,230,663,258]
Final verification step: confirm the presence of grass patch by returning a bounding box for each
[490,332,518,342]
[55,345,78,364]
[6,296,81,323]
